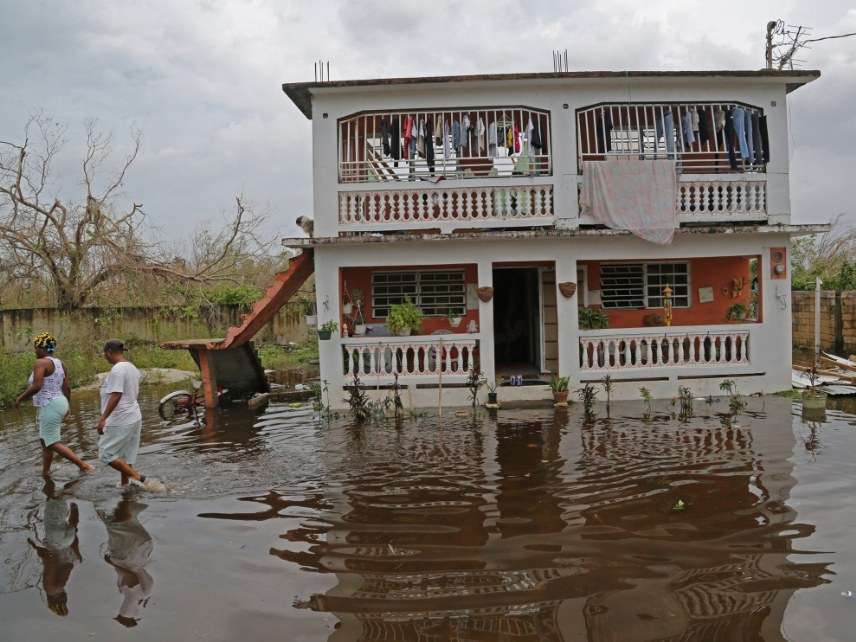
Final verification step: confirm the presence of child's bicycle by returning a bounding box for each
[158,381,229,422]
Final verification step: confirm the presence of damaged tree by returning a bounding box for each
[0,115,267,310]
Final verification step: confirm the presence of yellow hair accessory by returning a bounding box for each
[33,332,57,353]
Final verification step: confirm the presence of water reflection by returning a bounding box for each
[27,479,82,617]
[97,498,154,628]
[199,399,829,641]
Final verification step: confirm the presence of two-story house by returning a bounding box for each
[281,70,823,408]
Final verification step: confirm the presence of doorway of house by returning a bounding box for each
[493,267,541,377]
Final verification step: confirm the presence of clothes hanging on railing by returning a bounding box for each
[654,111,675,156]
[417,118,426,157]
[759,115,770,163]
[513,123,520,153]
[488,121,498,158]
[681,111,695,149]
[580,158,678,245]
[530,119,543,150]
[403,116,413,160]
[476,117,486,155]
[724,107,738,169]
[731,107,750,161]
[389,115,401,161]
[380,118,391,156]
[424,117,435,174]
[595,111,613,153]
[452,120,463,152]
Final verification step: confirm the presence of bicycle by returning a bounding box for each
[158,381,229,422]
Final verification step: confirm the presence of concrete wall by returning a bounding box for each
[0,302,308,353]
[792,290,856,355]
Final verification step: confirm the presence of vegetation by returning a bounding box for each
[256,340,318,371]
[387,300,423,335]
[550,375,570,392]
[720,379,745,414]
[726,303,747,321]
[465,369,486,408]
[345,371,371,423]
[600,375,613,411]
[577,384,597,419]
[791,218,856,291]
[678,386,694,420]
[579,307,609,330]
[640,387,654,417]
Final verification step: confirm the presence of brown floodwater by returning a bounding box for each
[1,388,855,641]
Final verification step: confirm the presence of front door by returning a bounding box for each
[493,267,541,377]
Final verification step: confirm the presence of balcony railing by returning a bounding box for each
[342,335,478,383]
[677,175,766,220]
[579,326,751,372]
[577,102,767,174]
[339,107,551,183]
[338,184,554,232]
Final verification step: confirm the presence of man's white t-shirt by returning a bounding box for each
[100,361,143,427]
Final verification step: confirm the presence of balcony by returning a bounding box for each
[579,325,752,374]
[338,107,551,183]
[342,334,478,384]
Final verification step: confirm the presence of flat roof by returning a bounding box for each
[282,69,821,119]
[282,223,830,248]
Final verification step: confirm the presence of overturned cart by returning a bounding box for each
[160,251,314,408]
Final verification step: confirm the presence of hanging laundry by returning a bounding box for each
[681,111,695,149]
[380,118,391,156]
[487,121,498,158]
[731,106,750,160]
[751,112,763,166]
[506,125,513,150]
[417,118,426,157]
[462,114,471,149]
[425,117,435,174]
[513,122,520,153]
[697,107,709,144]
[476,117,486,155]
[402,116,413,160]
[758,115,770,163]
[443,119,452,159]
[452,120,462,152]
[713,107,726,132]
[654,111,675,156]
[690,107,700,134]
[530,118,543,150]
[389,115,401,161]
[724,107,738,170]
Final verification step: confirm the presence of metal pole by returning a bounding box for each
[815,276,822,365]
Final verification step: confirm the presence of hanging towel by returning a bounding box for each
[580,158,678,245]
[476,117,486,155]
[513,123,520,153]
[417,118,426,157]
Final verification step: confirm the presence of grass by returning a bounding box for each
[0,337,319,409]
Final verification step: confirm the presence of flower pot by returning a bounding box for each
[553,390,569,406]
[343,303,353,315]
[317,330,332,340]
[477,286,493,303]
[395,328,411,337]
[801,389,827,410]
[487,391,498,405]
[304,314,317,326]
[353,323,366,336]
[449,317,462,328]
[558,281,577,298]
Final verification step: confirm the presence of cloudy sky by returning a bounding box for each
[2,0,855,240]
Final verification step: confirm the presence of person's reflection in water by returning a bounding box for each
[27,478,82,617]
[97,497,154,628]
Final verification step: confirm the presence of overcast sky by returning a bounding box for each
[2,0,854,240]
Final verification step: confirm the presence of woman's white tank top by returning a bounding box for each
[29,356,65,407]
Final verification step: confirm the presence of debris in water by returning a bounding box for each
[672,499,687,512]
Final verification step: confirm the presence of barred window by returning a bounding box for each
[599,262,690,309]
[372,271,466,318]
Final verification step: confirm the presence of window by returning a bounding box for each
[372,270,466,318]
[599,263,689,309]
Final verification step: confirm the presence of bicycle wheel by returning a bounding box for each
[158,390,195,421]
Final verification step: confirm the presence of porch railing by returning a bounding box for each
[677,175,766,220]
[339,107,551,183]
[342,335,478,383]
[338,184,554,232]
[576,101,767,174]
[579,326,751,372]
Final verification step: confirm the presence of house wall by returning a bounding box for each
[339,264,480,333]
[308,76,792,236]
[579,256,756,328]
[313,231,792,407]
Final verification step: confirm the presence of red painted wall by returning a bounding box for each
[340,264,480,334]
[581,257,757,328]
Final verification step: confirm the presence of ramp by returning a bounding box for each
[161,250,314,407]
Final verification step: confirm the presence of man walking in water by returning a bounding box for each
[15,332,93,476]
[96,340,164,492]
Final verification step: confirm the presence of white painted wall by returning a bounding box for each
[306,76,795,235]
[314,231,792,408]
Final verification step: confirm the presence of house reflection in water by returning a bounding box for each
[227,398,828,641]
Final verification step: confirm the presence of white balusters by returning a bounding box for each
[342,337,477,382]
[579,330,750,372]
[677,178,766,221]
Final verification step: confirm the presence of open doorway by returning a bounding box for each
[493,267,541,377]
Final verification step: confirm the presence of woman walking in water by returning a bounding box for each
[15,333,93,476]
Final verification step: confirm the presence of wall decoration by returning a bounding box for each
[477,286,494,303]
[698,286,714,303]
[558,281,577,298]
[770,247,787,279]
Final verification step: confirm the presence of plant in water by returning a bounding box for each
[720,379,745,414]
[550,376,570,392]
[600,375,613,414]
[386,299,423,335]
[346,371,371,423]
[671,499,688,513]
[389,372,404,418]
[640,387,654,418]
[577,383,597,419]
[678,386,694,420]
[465,369,486,408]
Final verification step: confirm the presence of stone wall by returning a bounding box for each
[0,302,308,353]
[791,290,856,355]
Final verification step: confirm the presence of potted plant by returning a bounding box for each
[801,366,828,410]
[726,303,747,322]
[486,380,499,406]
[302,298,317,327]
[317,320,338,340]
[550,375,570,406]
[579,307,609,330]
[447,308,462,330]
[387,300,423,337]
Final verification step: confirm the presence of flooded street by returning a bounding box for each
[1,390,855,641]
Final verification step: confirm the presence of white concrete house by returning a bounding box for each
[281,70,823,408]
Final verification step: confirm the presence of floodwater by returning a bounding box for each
[1,390,855,641]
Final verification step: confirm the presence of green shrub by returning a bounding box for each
[387,300,423,334]
[579,307,609,330]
